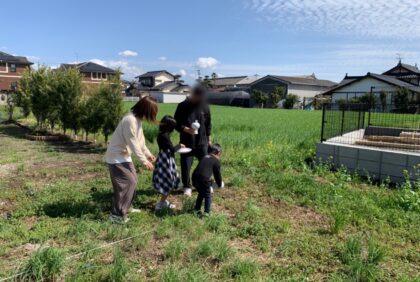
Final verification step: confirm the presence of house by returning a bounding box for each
[58,62,118,85]
[132,70,190,97]
[0,52,33,94]
[320,61,420,104]
[135,70,176,88]
[210,73,336,107]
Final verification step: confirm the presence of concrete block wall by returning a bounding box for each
[316,143,420,183]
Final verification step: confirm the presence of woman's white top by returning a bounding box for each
[105,112,152,165]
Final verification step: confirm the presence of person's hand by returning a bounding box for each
[144,162,154,170]
[180,144,186,148]
[208,136,212,145]
[148,155,156,163]
[183,127,196,135]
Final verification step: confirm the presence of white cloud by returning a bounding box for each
[26,55,41,62]
[246,0,420,38]
[196,57,220,69]
[89,58,142,78]
[178,69,187,77]
[159,56,167,61]
[118,50,138,57]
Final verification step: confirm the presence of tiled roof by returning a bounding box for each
[60,62,117,74]
[272,75,336,87]
[136,70,175,79]
[321,73,420,96]
[0,52,33,65]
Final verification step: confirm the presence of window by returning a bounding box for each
[0,62,6,72]
[10,64,16,73]
[91,72,107,81]
[10,81,18,91]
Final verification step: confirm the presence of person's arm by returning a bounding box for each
[175,102,195,135]
[213,160,223,188]
[122,118,153,168]
[174,103,186,133]
[205,105,212,140]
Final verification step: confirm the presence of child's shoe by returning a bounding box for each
[155,201,176,211]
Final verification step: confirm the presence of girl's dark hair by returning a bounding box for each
[159,115,177,133]
[131,96,158,122]
[209,143,222,155]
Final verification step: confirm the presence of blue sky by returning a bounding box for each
[3,0,420,82]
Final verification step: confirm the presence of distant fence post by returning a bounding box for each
[340,107,345,135]
[320,103,326,142]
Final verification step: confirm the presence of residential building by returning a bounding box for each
[58,62,118,85]
[135,70,176,88]
[0,52,33,93]
[320,61,420,104]
[210,73,336,107]
[132,70,190,97]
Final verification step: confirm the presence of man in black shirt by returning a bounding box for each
[192,144,223,214]
[174,85,212,196]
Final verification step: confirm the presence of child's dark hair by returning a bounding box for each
[159,115,177,133]
[209,143,222,155]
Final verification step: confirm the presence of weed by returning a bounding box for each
[223,258,260,280]
[164,238,185,260]
[339,236,386,282]
[20,247,64,281]
[330,210,348,234]
[108,248,130,282]
[160,264,182,282]
[204,213,229,233]
[194,235,231,262]
[182,196,196,213]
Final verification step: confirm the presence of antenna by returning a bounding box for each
[74,52,79,63]
[196,69,201,79]
[396,53,403,64]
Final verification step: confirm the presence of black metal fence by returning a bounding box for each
[321,103,420,152]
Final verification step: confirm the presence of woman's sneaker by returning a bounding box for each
[109,214,130,224]
[184,188,192,197]
[155,201,176,211]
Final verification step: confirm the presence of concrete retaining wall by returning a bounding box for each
[316,142,420,183]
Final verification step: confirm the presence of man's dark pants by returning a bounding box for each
[180,145,208,189]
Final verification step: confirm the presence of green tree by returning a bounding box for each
[269,86,285,108]
[394,87,412,112]
[17,69,33,118]
[283,94,300,109]
[358,92,377,108]
[56,68,84,134]
[29,66,54,128]
[379,91,387,112]
[252,90,268,108]
[5,92,18,121]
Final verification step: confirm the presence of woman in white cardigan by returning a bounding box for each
[105,96,158,223]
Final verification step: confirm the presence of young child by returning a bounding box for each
[192,144,224,215]
[153,115,185,211]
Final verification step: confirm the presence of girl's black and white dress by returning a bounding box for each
[153,132,181,195]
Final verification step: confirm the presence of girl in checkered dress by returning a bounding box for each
[153,115,185,211]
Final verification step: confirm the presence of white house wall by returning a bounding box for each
[154,73,174,86]
[331,77,399,103]
[150,92,188,104]
[287,84,326,99]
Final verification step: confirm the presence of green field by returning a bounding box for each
[0,104,419,281]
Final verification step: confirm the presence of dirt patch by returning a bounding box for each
[0,164,16,178]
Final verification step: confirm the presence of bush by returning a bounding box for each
[283,94,300,109]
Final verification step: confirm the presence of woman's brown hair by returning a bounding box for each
[131,96,158,122]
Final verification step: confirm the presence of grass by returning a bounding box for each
[0,103,419,281]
